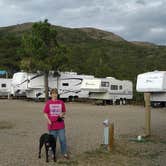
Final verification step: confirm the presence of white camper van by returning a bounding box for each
[136,71,166,107]
[81,77,133,104]
[0,78,11,97]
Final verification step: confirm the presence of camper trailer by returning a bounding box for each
[136,71,166,107]
[0,78,11,97]
[25,71,94,100]
[81,77,133,104]
[58,72,94,101]
[25,73,57,99]
[10,71,57,99]
[10,72,28,97]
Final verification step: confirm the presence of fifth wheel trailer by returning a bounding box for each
[25,72,57,99]
[58,72,94,101]
[11,71,94,100]
[0,78,11,97]
[81,77,133,104]
[26,71,94,100]
[10,72,28,97]
[136,71,166,107]
[10,72,57,98]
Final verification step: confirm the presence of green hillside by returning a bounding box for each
[0,22,166,100]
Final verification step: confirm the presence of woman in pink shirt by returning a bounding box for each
[43,88,69,159]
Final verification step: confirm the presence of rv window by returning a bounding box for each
[101,82,109,87]
[62,83,69,86]
[111,85,118,90]
[119,85,122,90]
[1,83,6,88]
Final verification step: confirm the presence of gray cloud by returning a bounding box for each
[0,0,166,45]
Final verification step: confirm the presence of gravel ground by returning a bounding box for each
[0,99,166,166]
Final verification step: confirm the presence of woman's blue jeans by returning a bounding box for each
[49,129,67,155]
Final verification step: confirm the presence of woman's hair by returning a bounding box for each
[50,88,58,95]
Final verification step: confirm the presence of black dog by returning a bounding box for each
[38,133,56,162]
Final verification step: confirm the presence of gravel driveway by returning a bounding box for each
[0,99,166,165]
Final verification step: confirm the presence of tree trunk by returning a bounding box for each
[44,71,49,101]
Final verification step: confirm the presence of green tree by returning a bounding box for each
[0,33,21,75]
[20,19,68,100]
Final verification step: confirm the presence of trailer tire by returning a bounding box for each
[74,96,78,101]
[119,99,123,105]
[102,100,106,105]
[106,100,113,105]
[151,102,163,108]
[69,96,73,102]
[123,99,127,105]
[164,102,166,107]
[115,99,120,105]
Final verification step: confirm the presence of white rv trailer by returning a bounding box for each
[81,77,133,104]
[10,71,57,98]
[136,71,166,107]
[25,71,94,100]
[25,73,57,99]
[10,72,28,97]
[0,78,12,96]
[58,72,94,101]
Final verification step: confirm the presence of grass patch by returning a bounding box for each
[75,145,114,165]
[84,145,111,156]
[54,140,166,166]
[57,160,78,165]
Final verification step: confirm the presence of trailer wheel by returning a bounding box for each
[151,102,156,107]
[119,99,123,105]
[123,99,127,105]
[69,96,73,102]
[151,102,163,108]
[161,102,165,107]
[74,96,78,101]
[62,98,67,102]
[164,102,166,107]
[106,100,113,105]
[102,100,106,105]
[115,99,120,105]
[110,100,113,105]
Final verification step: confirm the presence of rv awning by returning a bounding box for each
[0,70,7,75]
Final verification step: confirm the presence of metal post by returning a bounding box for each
[104,126,109,145]
[103,119,109,149]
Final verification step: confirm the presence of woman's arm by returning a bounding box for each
[59,101,66,117]
[59,112,65,117]
[44,113,52,125]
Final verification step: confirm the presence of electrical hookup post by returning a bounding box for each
[103,119,114,151]
[144,92,151,137]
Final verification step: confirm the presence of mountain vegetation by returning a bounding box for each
[0,22,165,101]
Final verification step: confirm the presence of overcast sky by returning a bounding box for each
[0,0,166,45]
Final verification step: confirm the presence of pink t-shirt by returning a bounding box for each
[43,99,66,130]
